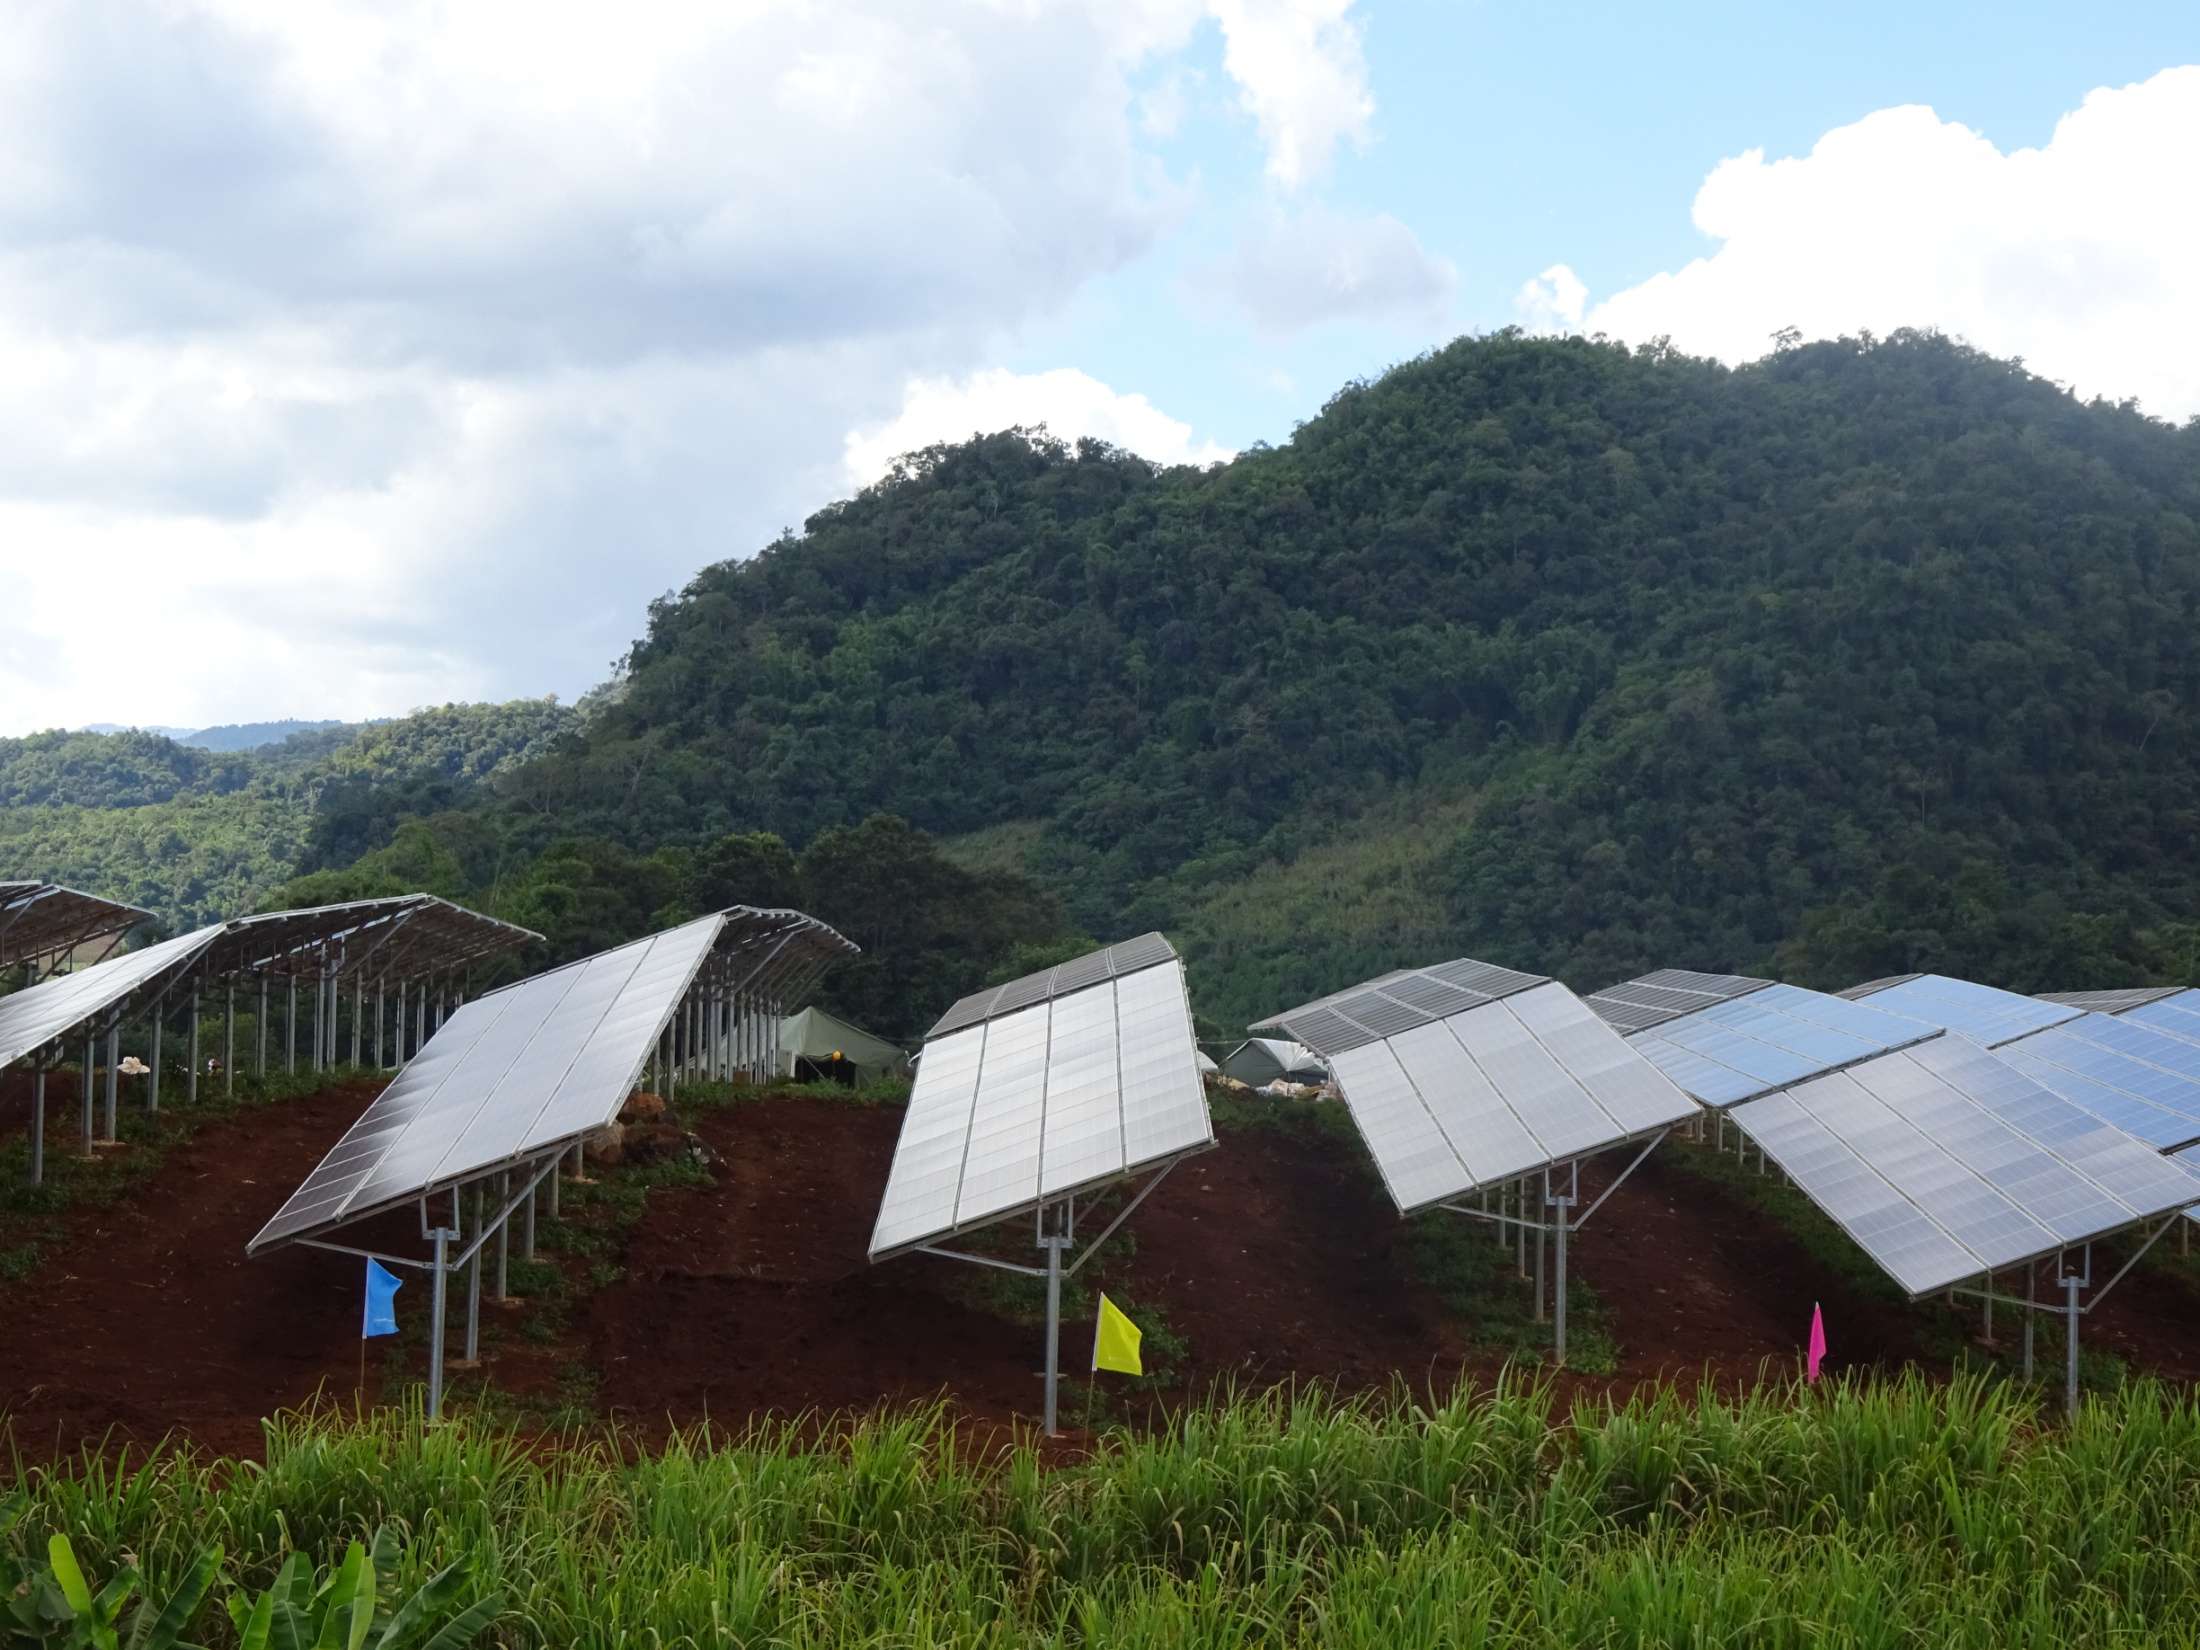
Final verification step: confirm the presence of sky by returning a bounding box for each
[1,1,2196,736]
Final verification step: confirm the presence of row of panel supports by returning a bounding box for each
[13,962,469,1186]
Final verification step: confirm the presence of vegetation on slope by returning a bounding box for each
[9,1376,2200,1646]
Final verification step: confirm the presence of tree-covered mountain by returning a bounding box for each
[0,700,579,926]
[12,329,2199,1037]
[447,330,2198,1024]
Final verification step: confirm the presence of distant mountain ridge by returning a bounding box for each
[74,718,355,751]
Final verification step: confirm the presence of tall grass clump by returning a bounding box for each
[9,1371,2200,1646]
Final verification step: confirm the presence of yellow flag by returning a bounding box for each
[1092,1293,1143,1376]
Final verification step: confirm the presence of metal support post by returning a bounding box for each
[523,1186,536,1259]
[287,977,296,1074]
[496,1172,511,1301]
[548,1158,561,1218]
[224,984,234,1094]
[2064,1272,2081,1416]
[150,1009,162,1113]
[188,995,200,1104]
[1532,1192,1545,1322]
[1553,1204,1570,1365]
[1983,1272,1993,1343]
[258,976,268,1076]
[81,1034,94,1150]
[104,1023,119,1141]
[1040,1201,1070,1436]
[2023,1265,2035,1380]
[29,1063,45,1186]
[428,1228,452,1420]
[395,980,406,1065]
[353,977,363,1066]
[465,1187,484,1362]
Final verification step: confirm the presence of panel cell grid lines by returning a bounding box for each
[870,950,1213,1258]
[250,909,854,1253]
[1264,975,1698,1215]
[1250,956,1550,1056]
[927,932,1181,1038]
[1614,981,1941,1108]
[0,924,227,1067]
[1839,974,2081,1047]
[1730,1038,2200,1298]
[2038,987,2186,1015]
[1584,969,1776,1035]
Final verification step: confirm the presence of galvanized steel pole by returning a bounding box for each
[428,1228,451,1420]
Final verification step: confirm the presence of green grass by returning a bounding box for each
[9,1373,2200,1645]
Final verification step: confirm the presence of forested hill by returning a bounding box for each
[478,330,2200,1022]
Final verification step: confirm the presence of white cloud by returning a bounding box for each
[1536,67,2200,418]
[1206,204,1455,333]
[0,0,1377,735]
[844,368,1232,486]
[1513,264,1587,334]
[1207,0,1375,187]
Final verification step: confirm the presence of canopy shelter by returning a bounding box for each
[1592,968,2200,1409]
[778,1005,908,1081]
[0,894,539,1187]
[1252,958,1700,1364]
[870,933,1214,1433]
[250,906,855,1417]
[1217,1036,1326,1087]
[0,882,150,979]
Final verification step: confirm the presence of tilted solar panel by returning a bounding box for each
[1617,980,1938,1108]
[0,925,226,1067]
[2035,987,2184,1014]
[926,933,1183,1038]
[2125,990,2200,1045]
[1837,974,2080,1047]
[1261,972,1698,1216]
[870,948,1213,1259]
[1730,1043,2200,1298]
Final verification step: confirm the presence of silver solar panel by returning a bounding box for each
[1987,1015,2200,1152]
[0,924,226,1066]
[1836,974,2081,1046]
[1271,977,1698,1215]
[870,951,1213,1258]
[927,933,1181,1037]
[251,909,853,1252]
[1250,954,1551,1054]
[2125,990,2200,1046]
[1730,1043,2200,1298]
[1619,981,1939,1108]
[2036,987,2185,1014]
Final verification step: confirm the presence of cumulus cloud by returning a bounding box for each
[1530,67,2200,418]
[844,368,1232,486]
[1208,0,1376,187]
[1513,264,1587,334]
[1207,204,1456,333]
[0,0,1378,734]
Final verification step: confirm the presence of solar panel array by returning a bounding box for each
[0,882,151,970]
[252,909,854,1253]
[2038,987,2186,1015]
[1730,1036,2200,1297]
[927,932,1179,1038]
[2125,990,2200,1045]
[1991,1015,2200,1152]
[871,941,1212,1258]
[1249,958,1550,1057]
[1840,973,2081,1047]
[1619,981,1941,1107]
[1256,967,1699,1215]
[0,925,227,1067]
[1582,969,1773,1034]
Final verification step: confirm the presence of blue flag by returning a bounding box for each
[362,1258,403,1338]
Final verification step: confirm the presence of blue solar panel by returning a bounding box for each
[1626,981,1936,1108]
[1996,1047,2200,1150]
[2126,989,2200,1045]
[1850,975,2080,1047]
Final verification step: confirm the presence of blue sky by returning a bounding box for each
[0,1,2194,734]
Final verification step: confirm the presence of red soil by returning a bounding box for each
[7,1083,2200,1463]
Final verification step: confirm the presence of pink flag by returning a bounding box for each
[1806,1301,1827,1383]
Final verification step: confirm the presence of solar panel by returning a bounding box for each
[0,925,226,1066]
[1250,955,1549,1053]
[0,883,151,970]
[2119,989,2200,1046]
[1730,1043,2200,1298]
[1614,980,1939,1107]
[1262,973,1698,1215]
[2036,987,2185,1014]
[870,949,1213,1258]
[926,933,1182,1037]
[1836,974,2081,1046]
[251,909,854,1252]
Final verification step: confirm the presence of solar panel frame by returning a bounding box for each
[1259,972,1699,1216]
[926,933,1183,1037]
[871,948,1215,1260]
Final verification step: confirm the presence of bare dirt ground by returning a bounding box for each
[6,1081,2198,1462]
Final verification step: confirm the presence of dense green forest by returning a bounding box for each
[9,330,2199,1036]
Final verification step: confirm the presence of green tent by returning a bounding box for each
[779,1005,909,1081]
